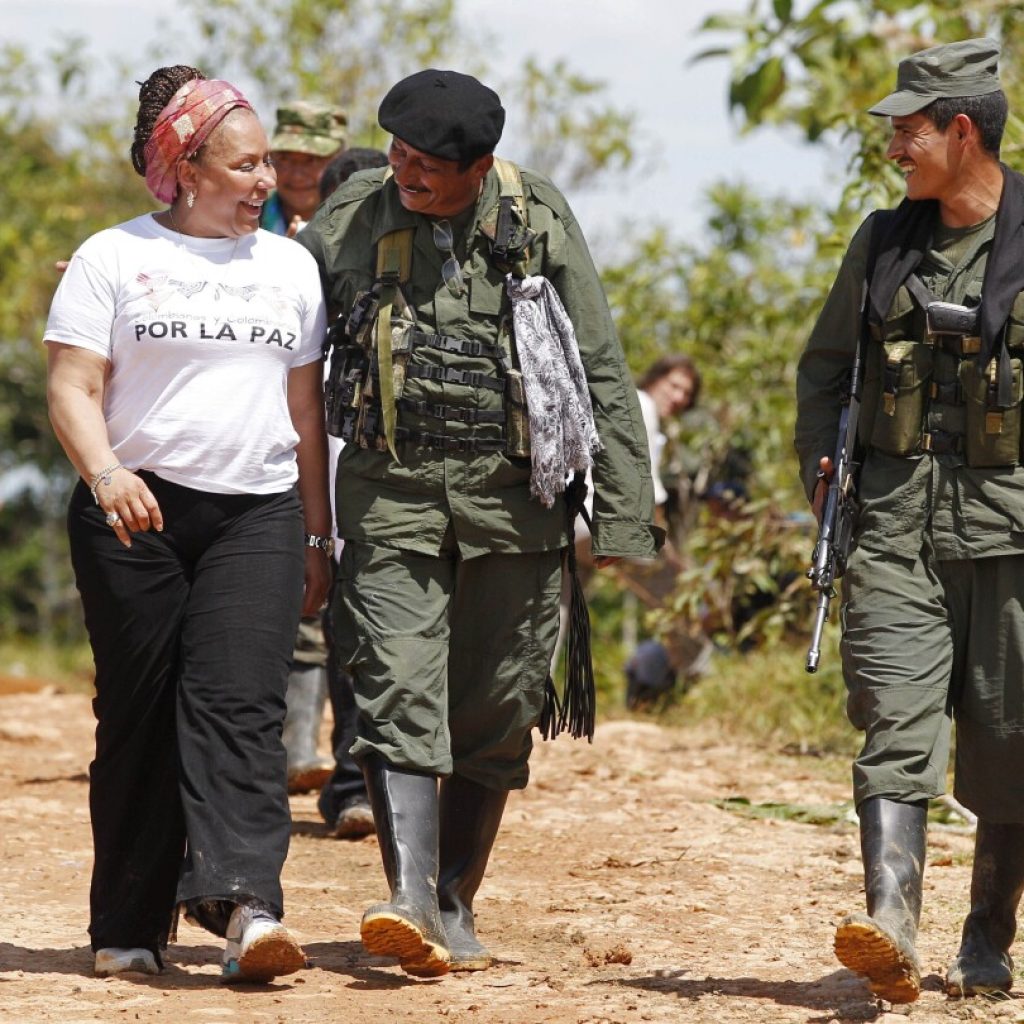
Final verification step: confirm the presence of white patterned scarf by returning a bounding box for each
[507,274,602,507]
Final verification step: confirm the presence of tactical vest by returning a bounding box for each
[323,158,534,460]
[860,232,1024,468]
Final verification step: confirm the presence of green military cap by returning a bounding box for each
[869,37,1001,117]
[270,100,348,156]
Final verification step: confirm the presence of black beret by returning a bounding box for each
[378,69,505,163]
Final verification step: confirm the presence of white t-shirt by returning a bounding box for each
[44,214,326,495]
[637,388,668,507]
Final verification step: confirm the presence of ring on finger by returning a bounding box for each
[105,511,122,527]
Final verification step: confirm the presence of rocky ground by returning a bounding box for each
[0,678,1017,1024]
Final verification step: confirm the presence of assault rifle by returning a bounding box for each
[805,289,868,674]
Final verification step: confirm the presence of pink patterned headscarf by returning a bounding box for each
[143,78,254,204]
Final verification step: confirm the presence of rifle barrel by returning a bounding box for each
[805,589,831,673]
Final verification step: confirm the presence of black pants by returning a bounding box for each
[68,473,305,956]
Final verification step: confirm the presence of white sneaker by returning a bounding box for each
[221,904,306,983]
[94,947,160,977]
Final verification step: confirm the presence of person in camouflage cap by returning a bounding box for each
[263,100,348,799]
[263,100,347,237]
[796,37,1024,1003]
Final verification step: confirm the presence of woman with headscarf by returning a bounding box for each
[44,65,331,982]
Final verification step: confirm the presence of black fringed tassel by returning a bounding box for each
[539,674,561,740]
[543,471,596,743]
[561,541,596,741]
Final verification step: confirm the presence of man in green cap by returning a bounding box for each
[297,68,659,978]
[263,100,348,237]
[797,37,1024,1003]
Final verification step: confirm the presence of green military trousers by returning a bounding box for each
[841,541,1024,822]
[332,535,563,791]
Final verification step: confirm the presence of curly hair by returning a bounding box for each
[130,65,206,176]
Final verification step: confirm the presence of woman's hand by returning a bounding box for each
[94,468,164,549]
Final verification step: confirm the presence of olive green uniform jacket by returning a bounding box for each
[796,209,1024,820]
[296,165,658,561]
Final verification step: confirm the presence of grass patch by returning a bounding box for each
[0,636,94,693]
[582,575,859,757]
[657,640,860,757]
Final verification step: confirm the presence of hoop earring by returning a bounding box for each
[186,190,196,209]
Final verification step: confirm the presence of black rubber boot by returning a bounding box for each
[834,797,927,1004]
[360,755,450,977]
[437,775,509,971]
[946,821,1024,997]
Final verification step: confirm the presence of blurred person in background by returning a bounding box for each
[262,100,347,238]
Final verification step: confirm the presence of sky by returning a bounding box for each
[3,0,852,244]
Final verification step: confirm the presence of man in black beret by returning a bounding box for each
[297,69,659,977]
[797,37,1024,1002]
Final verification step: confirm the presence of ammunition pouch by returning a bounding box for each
[961,356,1024,467]
[324,339,369,439]
[864,340,932,457]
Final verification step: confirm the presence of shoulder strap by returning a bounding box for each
[376,227,414,283]
[493,157,527,225]
[490,157,533,274]
[374,215,414,461]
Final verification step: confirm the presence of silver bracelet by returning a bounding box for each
[88,463,123,504]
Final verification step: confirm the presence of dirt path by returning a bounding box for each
[0,686,1012,1024]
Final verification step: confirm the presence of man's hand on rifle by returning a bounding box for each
[812,456,834,524]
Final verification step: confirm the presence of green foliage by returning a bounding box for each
[180,0,637,185]
[181,0,466,148]
[663,643,858,756]
[595,184,850,658]
[697,0,1024,215]
[0,43,149,644]
[653,499,813,650]
[585,569,635,707]
[603,184,836,507]
[513,58,636,187]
